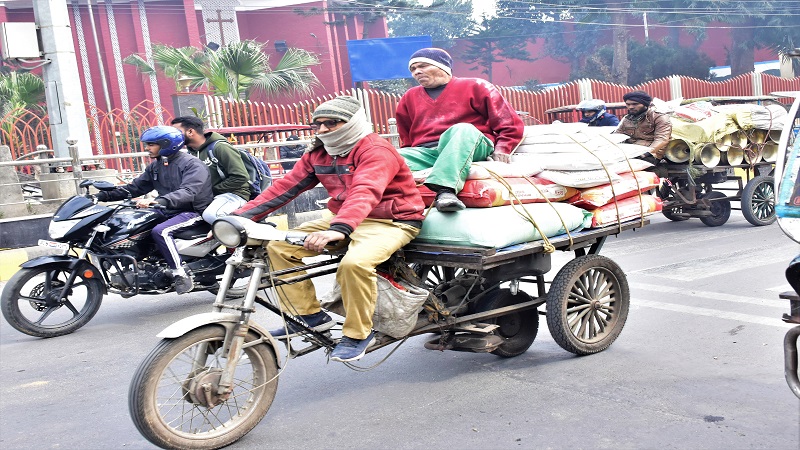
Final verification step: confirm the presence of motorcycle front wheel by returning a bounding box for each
[129,326,279,450]
[1,266,104,338]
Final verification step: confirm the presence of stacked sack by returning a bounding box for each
[412,123,663,249]
[512,123,663,228]
[413,159,592,248]
[414,160,576,207]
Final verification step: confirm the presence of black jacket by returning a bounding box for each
[99,152,213,215]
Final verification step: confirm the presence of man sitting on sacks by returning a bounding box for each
[230,96,426,363]
[395,47,525,213]
[614,90,672,170]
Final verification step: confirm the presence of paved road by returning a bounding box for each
[1,211,798,449]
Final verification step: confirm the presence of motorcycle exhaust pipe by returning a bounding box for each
[695,143,721,168]
[720,146,744,165]
[664,139,691,163]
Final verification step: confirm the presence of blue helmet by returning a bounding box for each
[140,126,185,157]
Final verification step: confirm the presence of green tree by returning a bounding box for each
[0,71,46,148]
[460,13,534,83]
[577,39,716,85]
[0,72,45,117]
[124,40,321,101]
[387,0,477,48]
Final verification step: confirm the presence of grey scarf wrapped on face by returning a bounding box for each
[316,108,374,157]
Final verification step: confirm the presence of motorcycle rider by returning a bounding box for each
[170,116,251,224]
[95,126,213,294]
[576,99,620,127]
[231,96,425,362]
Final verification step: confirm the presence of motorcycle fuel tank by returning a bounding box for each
[49,196,114,241]
[102,209,166,247]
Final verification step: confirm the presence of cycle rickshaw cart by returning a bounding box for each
[127,211,648,449]
[657,158,775,227]
[655,95,786,228]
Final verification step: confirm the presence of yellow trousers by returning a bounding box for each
[267,216,419,340]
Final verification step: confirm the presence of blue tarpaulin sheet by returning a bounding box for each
[346,36,432,83]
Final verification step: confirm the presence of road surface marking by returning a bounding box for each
[629,281,786,308]
[628,246,797,281]
[633,298,794,328]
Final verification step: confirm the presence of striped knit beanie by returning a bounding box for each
[408,48,453,76]
[312,96,362,123]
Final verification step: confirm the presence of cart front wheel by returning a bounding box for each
[546,255,629,355]
[699,191,731,227]
[472,288,539,357]
[741,175,776,226]
[129,326,279,449]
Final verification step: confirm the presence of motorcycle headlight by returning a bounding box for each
[212,217,248,248]
[49,219,81,240]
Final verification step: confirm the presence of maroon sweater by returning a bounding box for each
[396,77,524,155]
[233,133,425,235]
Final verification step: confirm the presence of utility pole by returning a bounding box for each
[32,0,92,159]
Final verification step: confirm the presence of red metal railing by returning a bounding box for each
[4,73,799,163]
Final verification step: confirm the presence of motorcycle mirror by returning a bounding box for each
[79,179,94,188]
[92,181,117,191]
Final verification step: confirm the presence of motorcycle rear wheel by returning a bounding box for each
[1,266,104,338]
[129,326,279,450]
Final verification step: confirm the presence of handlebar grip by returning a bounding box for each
[284,231,307,246]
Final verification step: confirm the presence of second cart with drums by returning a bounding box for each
[658,160,775,227]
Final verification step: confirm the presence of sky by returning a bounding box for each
[418,0,496,19]
[470,0,496,18]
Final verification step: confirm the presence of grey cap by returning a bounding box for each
[312,96,362,122]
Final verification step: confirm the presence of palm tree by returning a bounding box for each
[124,40,321,101]
[0,72,46,147]
[0,72,46,117]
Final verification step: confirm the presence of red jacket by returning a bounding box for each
[396,77,524,155]
[233,133,425,234]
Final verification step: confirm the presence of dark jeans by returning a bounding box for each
[151,212,204,269]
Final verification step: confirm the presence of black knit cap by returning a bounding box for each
[623,90,652,106]
[408,48,453,76]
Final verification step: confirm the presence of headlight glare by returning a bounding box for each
[49,219,80,240]
[212,217,247,247]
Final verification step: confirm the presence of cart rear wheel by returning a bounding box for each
[546,255,629,355]
[412,264,464,289]
[741,175,776,226]
[699,191,731,227]
[662,206,690,221]
[472,288,538,358]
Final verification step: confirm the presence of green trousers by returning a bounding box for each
[266,216,420,340]
[399,123,494,192]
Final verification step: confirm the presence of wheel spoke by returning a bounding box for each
[566,303,592,313]
[61,299,80,317]
[33,306,59,325]
[569,308,591,334]
[568,289,593,304]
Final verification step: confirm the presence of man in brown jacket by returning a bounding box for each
[615,90,672,166]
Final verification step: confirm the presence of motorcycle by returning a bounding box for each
[0,179,252,338]
[774,84,800,400]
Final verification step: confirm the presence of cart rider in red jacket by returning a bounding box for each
[231,96,426,362]
[396,47,525,212]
